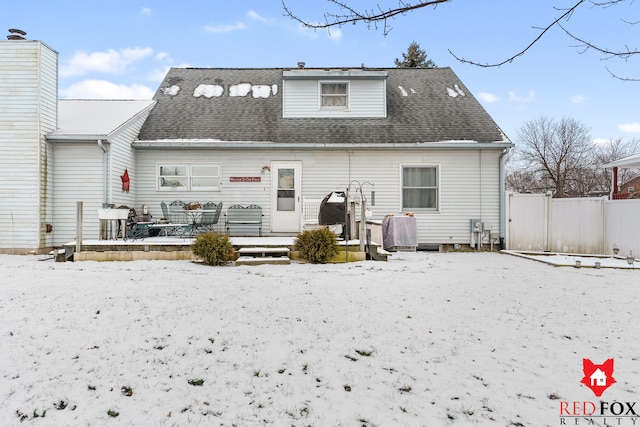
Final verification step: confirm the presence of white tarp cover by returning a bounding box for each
[382,215,417,249]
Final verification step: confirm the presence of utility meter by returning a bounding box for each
[470,219,482,232]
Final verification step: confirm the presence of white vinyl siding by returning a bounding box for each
[283,79,386,118]
[135,148,502,245]
[0,41,57,251]
[52,144,104,244]
[49,105,153,245]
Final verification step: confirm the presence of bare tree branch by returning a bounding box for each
[606,66,640,81]
[283,0,637,75]
[282,0,451,36]
[449,0,587,67]
[559,24,639,58]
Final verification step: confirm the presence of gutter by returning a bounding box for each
[97,139,109,204]
[132,140,514,151]
[499,147,510,249]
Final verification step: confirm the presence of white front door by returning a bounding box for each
[271,161,301,232]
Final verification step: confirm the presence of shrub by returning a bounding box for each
[191,232,235,266]
[294,227,339,264]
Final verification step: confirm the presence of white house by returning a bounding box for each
[0,37,513,253]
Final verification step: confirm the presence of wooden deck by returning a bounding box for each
[60,236,385,262]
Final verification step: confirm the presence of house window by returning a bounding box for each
[629,186,635,193]
[158,163,220,191]
[320,82,348,108]
[402,166,438,210]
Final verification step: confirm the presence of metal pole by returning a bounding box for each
[76,201,83,253]
[344,188,348,263]
[360,197,366,252]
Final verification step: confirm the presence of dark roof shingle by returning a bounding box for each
[137,67,506,144]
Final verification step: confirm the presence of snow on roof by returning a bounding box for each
[50,100,156,138]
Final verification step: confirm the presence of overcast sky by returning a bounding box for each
[3,0,639,144]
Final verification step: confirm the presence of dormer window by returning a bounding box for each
[282,69,387,118]
[320,82,348,109]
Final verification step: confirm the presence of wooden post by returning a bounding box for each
[76,201,83,253]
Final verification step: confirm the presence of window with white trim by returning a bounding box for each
[320,82,348,109]
[158,163,221,191]
[402,166,438,210]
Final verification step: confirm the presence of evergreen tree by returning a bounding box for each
[394,41,436,68]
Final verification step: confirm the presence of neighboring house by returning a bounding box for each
[1,37,514,253]
[604,153,640,200]
[617,175,640,199]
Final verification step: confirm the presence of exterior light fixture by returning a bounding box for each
[613,244,620,255]
[626,251,634,267]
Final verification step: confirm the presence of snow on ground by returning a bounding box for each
[1,251,638,426]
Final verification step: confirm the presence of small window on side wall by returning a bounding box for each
[402,166,438,211]
[320,82,348,109]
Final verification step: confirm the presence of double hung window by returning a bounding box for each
[402,166,438,210]
[320,82,348,109]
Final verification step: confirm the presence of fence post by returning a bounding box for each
[544,192,552,252]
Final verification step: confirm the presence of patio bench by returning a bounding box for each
[225,204,263,236]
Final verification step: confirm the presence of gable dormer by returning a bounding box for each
[282,69,387,118]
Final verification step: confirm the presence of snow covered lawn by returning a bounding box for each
[1,252,638,426]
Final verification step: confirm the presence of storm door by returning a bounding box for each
[271,162,301,232]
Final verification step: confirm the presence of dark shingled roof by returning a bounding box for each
[137,67,507,144]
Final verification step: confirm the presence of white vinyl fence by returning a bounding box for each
[506,193,640,257]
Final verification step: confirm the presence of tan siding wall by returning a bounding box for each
[134,148,503,244]
[283,79,386,118]
[0,41,57,251]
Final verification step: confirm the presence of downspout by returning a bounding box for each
[499,148,510,249]
[97,139,109,205]
[478,150,483,250]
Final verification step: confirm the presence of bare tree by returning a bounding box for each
[282,0,638,75]
[593,137,640,192]
[507,134,640,196]
[515,117,593,197]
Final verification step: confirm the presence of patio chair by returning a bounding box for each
[158,202,192,237]
[166,200,187,223]
[198,202,223,232]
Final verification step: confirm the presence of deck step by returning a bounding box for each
[237,247,290,257]
[235,247,291,266]
[235,256,290,266]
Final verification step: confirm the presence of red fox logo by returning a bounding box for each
[580,358,616,397]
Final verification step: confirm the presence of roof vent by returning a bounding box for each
[297,61,305,69]
[7,28,27,40]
